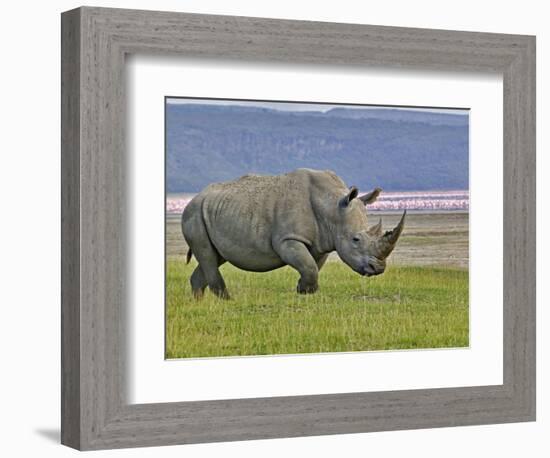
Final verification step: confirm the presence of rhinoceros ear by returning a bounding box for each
[338,186,359,208]
[359,187,382,205]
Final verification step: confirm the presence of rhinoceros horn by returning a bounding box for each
[367,218,383,237]
[372,210,407,259]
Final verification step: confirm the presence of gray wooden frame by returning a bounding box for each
[61,6,536,451]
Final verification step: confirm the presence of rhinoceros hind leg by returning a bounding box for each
[193,250,230,299]
[190,266,207,299]
[190,263,229,299]
[275,240,319,294]
[183,210,230,298]
[206,269,230,300]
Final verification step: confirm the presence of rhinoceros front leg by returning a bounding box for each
[275,240,319,294]
[316,253,329,272]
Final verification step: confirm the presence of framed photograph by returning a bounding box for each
[164,96,469,360]
[61,6,535,450]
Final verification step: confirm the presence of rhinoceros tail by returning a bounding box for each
[186,248,193,264]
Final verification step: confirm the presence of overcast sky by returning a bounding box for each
[166,97,469,115]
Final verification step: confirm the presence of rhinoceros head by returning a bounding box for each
[334,186,406,276]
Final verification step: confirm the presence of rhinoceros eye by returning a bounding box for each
[352,236,360,243]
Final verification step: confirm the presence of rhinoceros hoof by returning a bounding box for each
[217,290,231,300]
[297,281,318,294]
[192,289,205,300]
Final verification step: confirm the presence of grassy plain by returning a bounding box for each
[165,211,469,359]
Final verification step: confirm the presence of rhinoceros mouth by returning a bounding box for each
[364,271,382,277]
[357,264,383,277]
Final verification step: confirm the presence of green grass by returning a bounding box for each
[166,260,469,359]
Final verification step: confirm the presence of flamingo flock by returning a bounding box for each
[166,190,469,215]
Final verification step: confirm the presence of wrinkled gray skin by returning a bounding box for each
[182,168,405,299]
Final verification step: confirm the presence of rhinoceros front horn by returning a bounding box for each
[373,210,406,259]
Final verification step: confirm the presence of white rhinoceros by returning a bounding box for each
[182,168,405,299]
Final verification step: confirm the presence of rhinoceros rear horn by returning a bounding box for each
[367,218,383,237]
[374,210,406,258]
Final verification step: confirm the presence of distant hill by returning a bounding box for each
[166,103,469,193]
[325,107,469,126]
